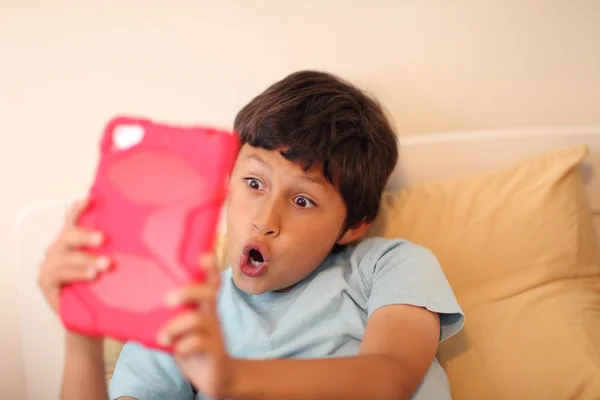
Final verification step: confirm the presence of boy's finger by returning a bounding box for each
[173,334,209,356]
[208,263,221,288]
[41,251,110,284]
[54,263,104,283]
[198,253,221,288]
[157,310,209,345]
[164,284,217,307]
[65,199,90,226]
[198,253,217,270]
[63,252,111,271]
[60,227,104,249]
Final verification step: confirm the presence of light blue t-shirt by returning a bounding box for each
[109,237,465,400]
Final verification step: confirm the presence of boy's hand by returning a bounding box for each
[158,254,235,399]
[38,199,110,315]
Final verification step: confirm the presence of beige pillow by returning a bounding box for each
[365,146,600,399]
[103,338,124,384]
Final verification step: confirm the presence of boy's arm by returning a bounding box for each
[60,333,109,400]
[60,334,139,400]
[229,304,440,400]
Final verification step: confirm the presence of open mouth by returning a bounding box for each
[248,248,265,267]
[240,244,270,277]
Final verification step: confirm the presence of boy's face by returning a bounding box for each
[225,144,365,294]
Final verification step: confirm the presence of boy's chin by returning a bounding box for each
[232,269,295,295]
[231,270,270,295]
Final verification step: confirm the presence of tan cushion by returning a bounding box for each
[365,146,600,399]
[103,337,124,384]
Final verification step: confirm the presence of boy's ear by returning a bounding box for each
[336,220,370,245]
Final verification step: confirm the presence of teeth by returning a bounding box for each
[250,258,263,267]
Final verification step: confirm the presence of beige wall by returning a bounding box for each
[2,0,600,397]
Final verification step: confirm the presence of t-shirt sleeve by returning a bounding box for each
[356,237,465,342]
[108,341,195,400]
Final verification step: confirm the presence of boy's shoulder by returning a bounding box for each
[346,236,439,271]
[329,236,448,297]
[345,236,464,341]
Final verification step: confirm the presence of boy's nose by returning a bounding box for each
[252,197,281,237]
[252,222,279,237]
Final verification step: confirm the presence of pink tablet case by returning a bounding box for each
[59,116,240,351]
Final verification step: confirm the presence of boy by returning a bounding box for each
[39,70,464,399]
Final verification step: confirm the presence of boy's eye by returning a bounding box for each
[244,178,264,191]
[293,196,316,209]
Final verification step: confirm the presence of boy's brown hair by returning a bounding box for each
[234,70,398,249]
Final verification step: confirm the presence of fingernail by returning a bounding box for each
[87,268,98,279]
[95,257,110,270]
[89,233,103,246]
[199,254,214,267]
[164,292,180,307]
[157,331,171,346]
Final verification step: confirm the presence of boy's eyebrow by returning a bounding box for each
[245,153,327,187]
[301,174,327,186]
[245,154,272,170]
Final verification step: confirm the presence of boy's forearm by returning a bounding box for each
[61,332,108,400]
[229,355,412,400]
